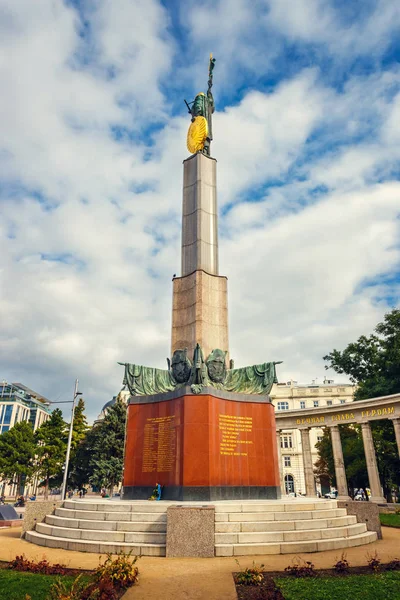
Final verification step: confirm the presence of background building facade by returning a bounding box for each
[270,379,355,495]
[0,381,51,496]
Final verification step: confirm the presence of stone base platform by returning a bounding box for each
[0,519,21,528]
[24,498,377,556]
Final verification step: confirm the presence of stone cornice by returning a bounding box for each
[275,393,400,430]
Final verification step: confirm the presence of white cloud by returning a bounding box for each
[0,0,399,421]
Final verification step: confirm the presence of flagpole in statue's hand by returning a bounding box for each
[208,53,216,94]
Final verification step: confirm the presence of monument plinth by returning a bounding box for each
[123,389,280,500]
[122,56,281,501]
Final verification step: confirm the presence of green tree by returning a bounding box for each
[0,421,36,498]
[90,398,126,494]
[72,398,126,494]
[35,408,67,499]
[323,309,400,401]
[71,398,88,453]
[70,424,98,489]
[323,309,400,500]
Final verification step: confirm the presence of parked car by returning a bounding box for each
[354,492,366,501]
[324,491,338,499]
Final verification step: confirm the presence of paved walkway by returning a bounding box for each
[0,527,399,599]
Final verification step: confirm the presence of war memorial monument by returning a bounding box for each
[24,57,393,556]
[120,55,282,501]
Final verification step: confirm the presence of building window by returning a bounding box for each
[284,474,295,494]
[3,405,13,425]
[281,434,293,449]
[1,426,9,434]
[340,399,346,404]
[0,405,4,423]
[300,401,306,409]
[277,401,289,411]
[313,400,319,407]
[317,436,323,443]
[284,456,291,467]
[327,400,332,406]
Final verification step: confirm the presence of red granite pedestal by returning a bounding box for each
[123,388,280,501]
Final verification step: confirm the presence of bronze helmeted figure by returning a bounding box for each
[120,346,281,397]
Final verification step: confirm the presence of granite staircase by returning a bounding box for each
[26,500,167,556]
[25,499,377,556]
[214,500,377,556]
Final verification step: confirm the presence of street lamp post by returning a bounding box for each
[60,379,82,501]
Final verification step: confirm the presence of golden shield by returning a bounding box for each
[187,116,208,154]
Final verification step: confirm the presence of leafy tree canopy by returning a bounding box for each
[324,309,400,400]
[35,408,67,499]
[0,421,36,496]
[71,398,126,493]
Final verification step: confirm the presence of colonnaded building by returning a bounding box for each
[271,378,355,495]
[98,377,355,496]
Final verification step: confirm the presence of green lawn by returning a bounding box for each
[0,570,90,600]
[275,572,400,600]
[380,513,400,528]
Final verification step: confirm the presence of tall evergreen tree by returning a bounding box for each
[72,398,126,494]
[70,423,99,489]
[65,397,89,489]
[71,398,88,453]
[35,408,67,499]
[0,421,36,498]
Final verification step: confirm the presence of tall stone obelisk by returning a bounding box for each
[171,153,229,362]
[122,56,280,502]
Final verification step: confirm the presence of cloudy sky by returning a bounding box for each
[1,0,399,421]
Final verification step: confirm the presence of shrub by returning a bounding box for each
[284,559,317,578]
[47,575,119,600]
[94,551,139,591]
[46,575,87,600]
[45,551,139,600]
[80,577,119,600]
[333,552,350,574]
[385,558,400,571]
[9,555,67,575]
[366,551,381,572]
[235,560,265,586]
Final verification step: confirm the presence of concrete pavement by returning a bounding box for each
[0,526,399,600]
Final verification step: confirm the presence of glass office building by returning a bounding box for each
[0,382,51,434]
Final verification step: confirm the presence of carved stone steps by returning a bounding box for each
[25,530,166,556]
[36,522,166,544]
[215,531,378,556]
[215,514,357,533]
[46,514,166,533]
[215,522,367,544]
[215,508,348,522]
[63,500,168,513]
[54,508,167,523]
[24,499,377,556]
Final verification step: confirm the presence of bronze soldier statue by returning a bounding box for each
[185,55,216,156]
